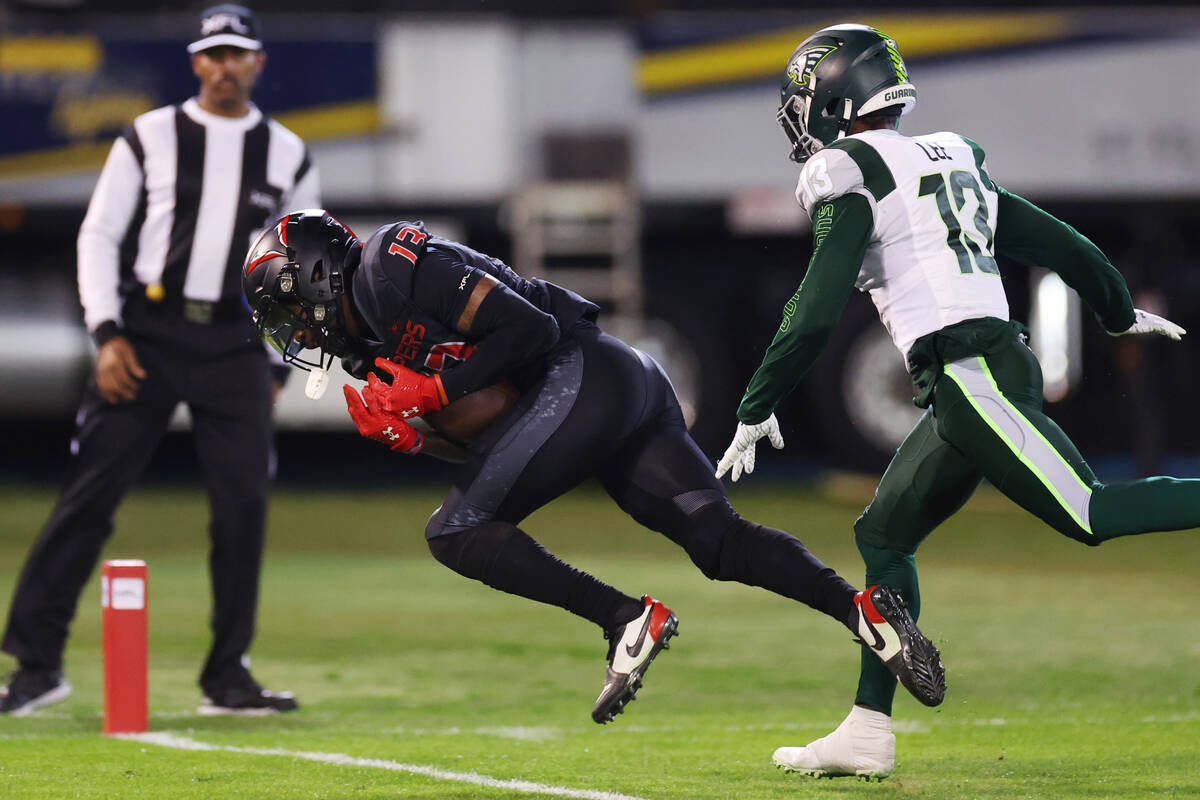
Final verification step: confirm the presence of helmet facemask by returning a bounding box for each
[778,85,822,163]
[253,290,344,404]
[778,83,855,164]
[252,261,352,373]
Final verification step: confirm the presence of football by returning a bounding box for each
[421,379,520,443]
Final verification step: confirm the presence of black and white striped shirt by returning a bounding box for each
[78,97,319,339]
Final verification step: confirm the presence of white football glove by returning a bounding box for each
[714,413,785,482]
[1110,308,1186,341]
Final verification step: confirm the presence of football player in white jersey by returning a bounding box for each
[716,23,1197,780]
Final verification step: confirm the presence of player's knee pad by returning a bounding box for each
[680,501,745,580]
[426,530,468,574]
[853,512,932,557]
[426,522,520,580]
[853,518,886,555]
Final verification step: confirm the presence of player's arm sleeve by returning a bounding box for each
[411,254,560,402]
[736,193,871,425]
[77,134,143,343]
[994,187,1135,333]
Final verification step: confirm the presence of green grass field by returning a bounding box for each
[1,479,1198,799]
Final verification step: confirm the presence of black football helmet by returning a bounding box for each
[778,24,917,163]
[242,209,361,371]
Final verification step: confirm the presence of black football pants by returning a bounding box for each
[1,334,272,692]
[425,325,857,632]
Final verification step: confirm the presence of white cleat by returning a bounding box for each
[772,706,895,781]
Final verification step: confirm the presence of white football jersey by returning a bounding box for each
[794,128,1010,359]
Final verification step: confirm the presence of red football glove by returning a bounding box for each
[369,357,448,419]
[343,383,423,454]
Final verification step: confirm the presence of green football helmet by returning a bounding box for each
[778,24,917,163]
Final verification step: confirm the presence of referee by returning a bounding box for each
[0,5,318,716]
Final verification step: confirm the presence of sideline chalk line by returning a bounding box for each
[121,731,654,800]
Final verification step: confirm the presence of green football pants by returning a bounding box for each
[852,337,1200,714]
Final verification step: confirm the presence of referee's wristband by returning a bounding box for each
[91,320,123,348]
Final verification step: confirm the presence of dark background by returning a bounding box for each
[3,3,1198,485]
[6,194,1198,485]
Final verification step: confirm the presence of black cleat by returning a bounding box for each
[199,672,298,716]
[0,668,72,717]
[592,596,678,724]
[853,585,945,707]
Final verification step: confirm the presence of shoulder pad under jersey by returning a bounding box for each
[795,145,865,215]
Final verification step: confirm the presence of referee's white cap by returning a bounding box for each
[187,4,263,54]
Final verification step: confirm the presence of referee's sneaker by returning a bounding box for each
[1,663,298,716]
[0,668,71,717]
[198,666,299,716]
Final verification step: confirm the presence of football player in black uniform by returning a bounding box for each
[243,209,947,723]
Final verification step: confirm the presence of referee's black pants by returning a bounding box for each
[1,333,273,692]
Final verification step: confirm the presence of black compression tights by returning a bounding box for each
[427,522,644,630]
[426,503,857,633]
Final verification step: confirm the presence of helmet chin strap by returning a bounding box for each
[835,97,855,140]
[315,298,357,359]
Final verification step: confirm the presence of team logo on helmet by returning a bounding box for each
[871,31,909,83]
[787,45,836,88]
[244,249,285,277]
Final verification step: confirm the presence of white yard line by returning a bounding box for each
[121,732,654,800]
[385,725,563,741]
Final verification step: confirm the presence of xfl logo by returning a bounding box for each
[201,12,249,36]
[787,45,835,87]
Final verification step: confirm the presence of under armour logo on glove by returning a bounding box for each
[368,358,448,418]
[344,384,423,454]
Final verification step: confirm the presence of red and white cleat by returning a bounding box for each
[854,584,945,707]
[591,596,678,724]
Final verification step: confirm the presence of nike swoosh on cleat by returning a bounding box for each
[624,608,654,658]
[862,625,886,651]
[856,593,890,652]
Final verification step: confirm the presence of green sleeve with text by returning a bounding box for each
[994,187,1135,333]
[736,193,872,425]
